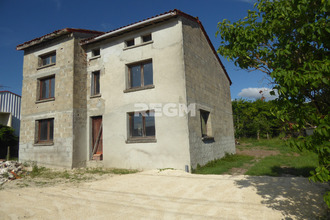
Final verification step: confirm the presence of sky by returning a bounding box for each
[0,0,275,100]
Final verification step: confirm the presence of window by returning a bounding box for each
[36,118,54,143]
[200,110,212,138]
[128,61,153,89]
[142,34,152,43]
[128,111,155,140]
[39,76,55,100]
[39,52,56,67]
[126,39,135,47]
[92,48,100,57]
[91,71,100,96]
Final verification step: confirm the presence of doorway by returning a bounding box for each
[91,116,103,160]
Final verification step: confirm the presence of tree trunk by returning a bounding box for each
[257,130,260,140]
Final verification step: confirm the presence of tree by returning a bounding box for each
[0,124,18,159]
[217,0,329,207]
[232,99,281,139]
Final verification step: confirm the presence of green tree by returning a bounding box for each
[218,0,329,206]
[0,124,18,159]
[232,99,281,139]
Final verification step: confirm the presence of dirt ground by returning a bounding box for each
[0,169,329,220]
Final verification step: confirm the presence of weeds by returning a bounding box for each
[14,165,139,187]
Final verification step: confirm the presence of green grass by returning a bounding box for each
[194,138,318,177]
[238,138,301,154]
[193,154,254,174]
[245,151,317,177]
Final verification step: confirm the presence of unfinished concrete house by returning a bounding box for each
[16,10,235,171]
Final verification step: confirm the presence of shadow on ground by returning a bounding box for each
[235,175,329,219]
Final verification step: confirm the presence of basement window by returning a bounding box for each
[36,118,54,144]
[127,111,156,143]
[125,39,135,47]
[39,51,56,67]
[142,34,152,43]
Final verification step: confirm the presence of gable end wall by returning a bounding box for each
[181,17,235,169]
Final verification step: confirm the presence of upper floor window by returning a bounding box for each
[91,71,100,96]
[36,118,54,143]
[39,76,55,100]
[142,34,152,43]
[125,39,135,47]
[128,60,153,89]
[92,48,100,57]
[39,52,56,67]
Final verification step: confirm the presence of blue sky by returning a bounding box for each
[0,0,274,100]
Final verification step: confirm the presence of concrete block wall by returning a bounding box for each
[181,17,235,169]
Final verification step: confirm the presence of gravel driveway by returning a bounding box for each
[0,170,328,219]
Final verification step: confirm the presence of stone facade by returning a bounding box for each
[17,10,235,171]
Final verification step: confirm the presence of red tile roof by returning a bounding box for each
[16,28,104,51]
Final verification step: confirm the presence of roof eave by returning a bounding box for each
[16,29,70,51]
[81,11,177,46]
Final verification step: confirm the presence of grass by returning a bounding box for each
[27,165,139,182]
[193,153,254,174]
[193,138,318,177]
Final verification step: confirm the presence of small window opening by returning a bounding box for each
[92,48,100,57]
[39,52,56,67]
[142,34,152,43]
[126,39,135,47]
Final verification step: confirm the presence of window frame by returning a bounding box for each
[127,60,153,90]
[36,118,54,144]
[39,75,55,101]
[91,70,101,96]
[127,110,156,143]
[39,51,56,68]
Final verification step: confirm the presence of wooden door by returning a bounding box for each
[92,116,103,158]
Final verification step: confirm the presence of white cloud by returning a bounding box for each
[238,87,278,100]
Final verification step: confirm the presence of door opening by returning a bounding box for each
[91,116,103,160]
